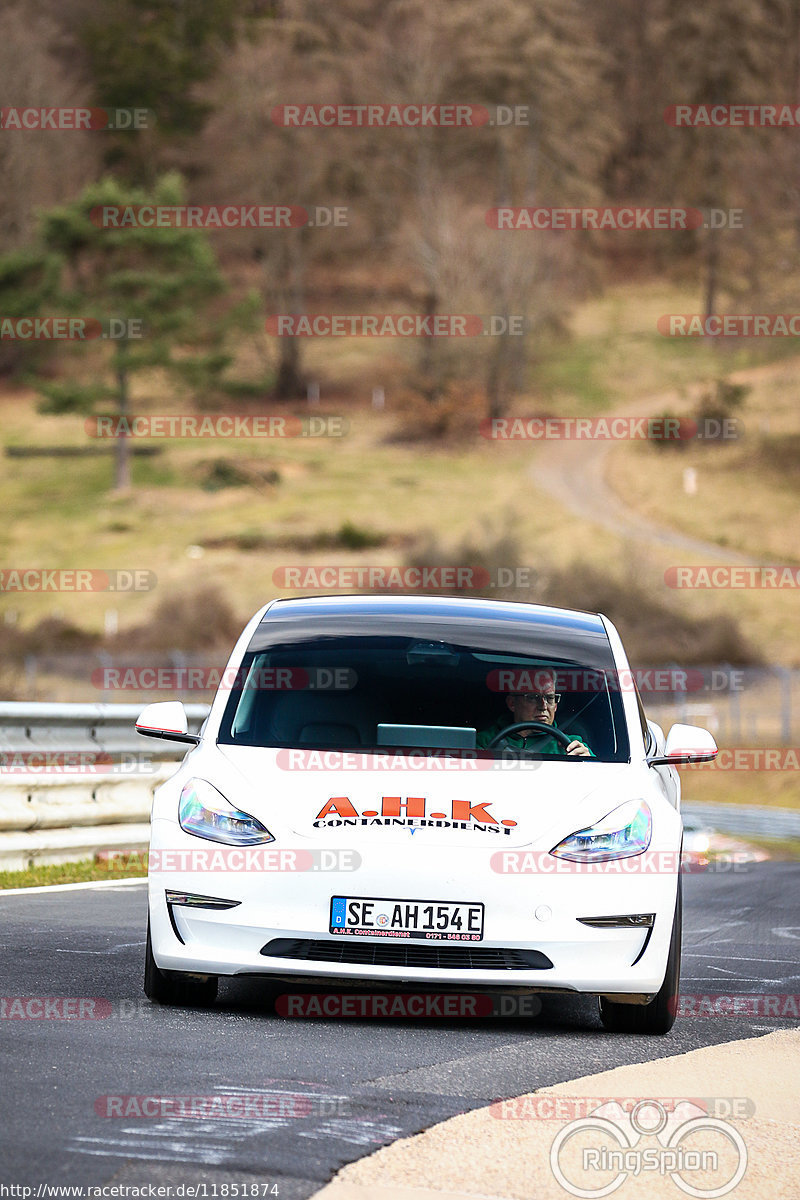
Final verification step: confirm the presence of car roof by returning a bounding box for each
[261,594,606,635]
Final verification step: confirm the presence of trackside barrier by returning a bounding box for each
[0,702,796,870]
[682,803,800,840]
[0,703,209,869]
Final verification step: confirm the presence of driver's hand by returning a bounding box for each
[566,740,591,757]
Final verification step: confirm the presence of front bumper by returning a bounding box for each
[148,839,679,996]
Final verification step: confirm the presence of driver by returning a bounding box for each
[476,672,592,756]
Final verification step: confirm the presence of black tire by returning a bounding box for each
[143,918,218,1007]
[598,878,682,1034]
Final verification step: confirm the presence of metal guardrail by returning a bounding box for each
[1,702,797,870]
[0,703,209,869]
[683,803,800,841]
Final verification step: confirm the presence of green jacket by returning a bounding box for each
[476,715,593,756]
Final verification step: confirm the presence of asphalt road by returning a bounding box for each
[1,863,799,1195]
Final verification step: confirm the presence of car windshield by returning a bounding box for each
[217,611,631,763]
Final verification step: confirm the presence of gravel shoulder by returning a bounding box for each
[315,1028,800,1199]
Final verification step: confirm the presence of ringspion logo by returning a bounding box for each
[549,1099,747,1198]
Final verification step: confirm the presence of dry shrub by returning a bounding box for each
[0,616,99,664]
[400,533,760,666]
[111,586,242,653]
[386,383,485,444]
[540,563,761,666]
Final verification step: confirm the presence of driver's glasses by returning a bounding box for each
[517,692,560,705]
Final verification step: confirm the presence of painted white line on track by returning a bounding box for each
[683,952,800,964]
[0,877,147,897]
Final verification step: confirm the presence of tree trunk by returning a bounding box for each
[274,333,305,400]
[704,227,720,324]
[417,289,443,404]
[486,333,513,423]
[271,237,307,400]
[113,342,131,492]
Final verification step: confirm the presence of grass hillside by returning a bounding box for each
[2,280,798,667]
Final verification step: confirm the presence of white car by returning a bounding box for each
[137,595,717,1033]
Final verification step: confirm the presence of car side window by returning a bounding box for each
[634,683,655,754]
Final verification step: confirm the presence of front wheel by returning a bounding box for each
[598,878,682,1035]
[143,918,218,1007]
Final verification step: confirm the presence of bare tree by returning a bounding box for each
[198,19,360,399]
[0,5,98,251]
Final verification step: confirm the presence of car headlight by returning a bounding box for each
[550,799,651,862]
[179,779,274,845]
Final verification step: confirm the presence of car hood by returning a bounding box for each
[207,745,646,850]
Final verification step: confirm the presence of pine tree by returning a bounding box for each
[10,173,226,491]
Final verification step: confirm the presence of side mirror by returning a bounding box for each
[136,701,200,745]
[648,722,718,766]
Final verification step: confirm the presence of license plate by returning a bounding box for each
[330,895,483,941]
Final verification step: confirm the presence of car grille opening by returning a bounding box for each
[260,938,553,971]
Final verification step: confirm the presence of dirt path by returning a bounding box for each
[527,373,771,565]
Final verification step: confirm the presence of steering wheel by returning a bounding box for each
[485,721,574,751]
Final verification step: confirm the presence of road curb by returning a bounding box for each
[313,1029,800,1199]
